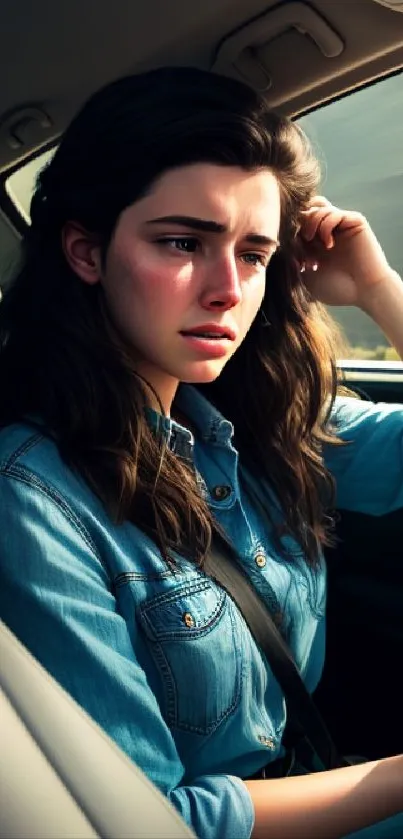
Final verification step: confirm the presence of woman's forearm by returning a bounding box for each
[360,269,403,359]
[245,753,403,839]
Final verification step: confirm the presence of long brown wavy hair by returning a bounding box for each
[0,67,344,567]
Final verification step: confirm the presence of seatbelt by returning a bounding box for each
[204,543,347,771]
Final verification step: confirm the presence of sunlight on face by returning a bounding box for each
[100,163,281,412]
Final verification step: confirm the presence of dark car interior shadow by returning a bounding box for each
[316,381,403,760]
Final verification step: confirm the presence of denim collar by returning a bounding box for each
[175,385,234,447]
[146,385,234,461]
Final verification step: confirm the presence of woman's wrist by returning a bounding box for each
[358,269,403,359]
[385,753,403,801]
[359,268,402,313]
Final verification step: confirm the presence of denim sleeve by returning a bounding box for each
[323,396,403,515]
[0,472,254,839]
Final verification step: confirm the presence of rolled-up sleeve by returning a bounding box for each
[0,471,254,839]
[324,396,403,515]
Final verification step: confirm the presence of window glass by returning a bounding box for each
[298,72,403,361]
[5,148,55,222]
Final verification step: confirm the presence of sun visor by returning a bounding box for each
[372,0,403,10]
[211,0,403,114]
[211,2,344,95]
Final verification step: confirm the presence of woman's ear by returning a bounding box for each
[61,221,102,285]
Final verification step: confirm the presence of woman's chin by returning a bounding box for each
[179,359,229,384]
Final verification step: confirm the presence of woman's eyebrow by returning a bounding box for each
[146,215,279,247]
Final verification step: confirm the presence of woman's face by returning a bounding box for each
[99,163,281,412]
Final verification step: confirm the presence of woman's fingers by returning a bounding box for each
[305,195,331,209]
[300,203,367,250]
[315,211,344,248]
[300,208,340,247]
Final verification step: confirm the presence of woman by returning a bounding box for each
[0,67,402,839]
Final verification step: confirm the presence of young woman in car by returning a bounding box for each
[0,67,402,839]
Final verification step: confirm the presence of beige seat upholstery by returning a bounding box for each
[0,619,195,839]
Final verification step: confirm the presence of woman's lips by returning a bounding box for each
[179,332,233,357]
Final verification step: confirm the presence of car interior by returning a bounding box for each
[1,0,403,835]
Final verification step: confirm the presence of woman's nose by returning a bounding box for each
[199,255,242,310]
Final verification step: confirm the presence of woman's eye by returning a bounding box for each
[241,252,268,268]
[157,237,199,253]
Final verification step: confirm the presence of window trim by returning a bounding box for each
[339,360,403,380]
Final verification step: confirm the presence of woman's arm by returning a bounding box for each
[298,196,403,358]
[360,268,403,360]
[0,467,253,839]
[246,755,403,839]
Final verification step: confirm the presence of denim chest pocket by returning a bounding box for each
[137,579,242,735]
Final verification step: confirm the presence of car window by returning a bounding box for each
[5,148,55,222]
[298,72,403,362]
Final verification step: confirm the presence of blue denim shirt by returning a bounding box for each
[0,388,402,839]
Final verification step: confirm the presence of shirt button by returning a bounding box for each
[258,734,275,749]
[183,612,195,628]
[255,552,267,568]
[210,485,232,502]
